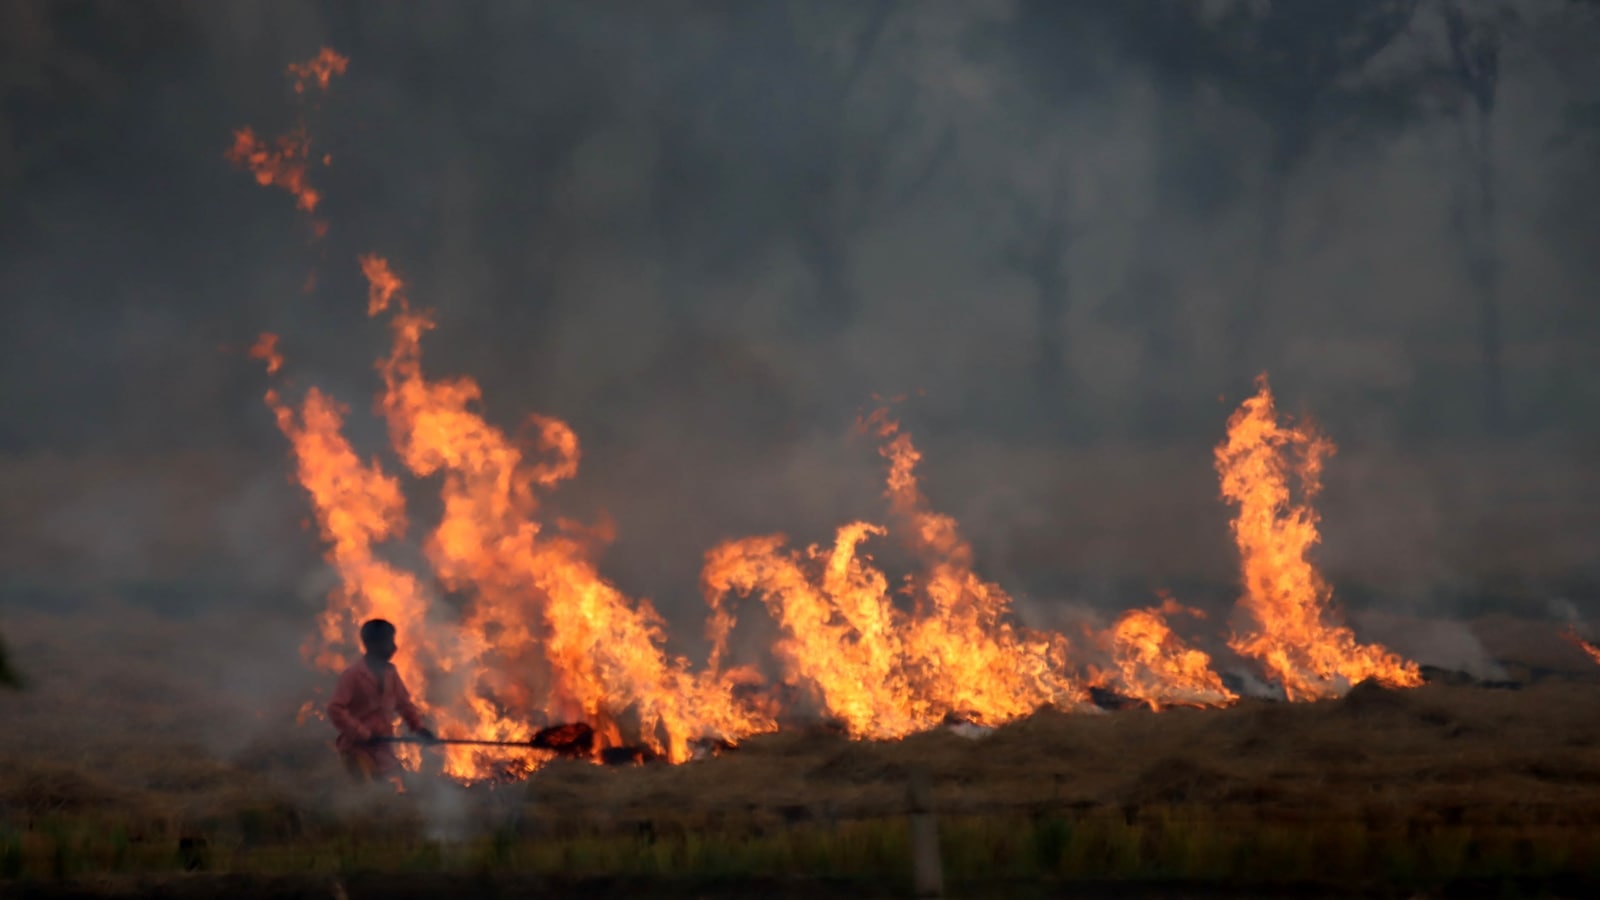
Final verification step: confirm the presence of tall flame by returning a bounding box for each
[358,256,771,770]
[252,263,775,780]
[1215,375,1421,700]
[232,53,772,777]
[253,348,435,772]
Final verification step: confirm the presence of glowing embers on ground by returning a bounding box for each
[1216,376,1422,700]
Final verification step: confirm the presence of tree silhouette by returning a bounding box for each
[1416,0,1600,434]
[1002,170,1074,409]
[647,1,954,336]
[1439,2,1507,434]
[1010,0,1426,393]
[997,3,1125,424]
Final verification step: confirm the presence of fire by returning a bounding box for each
[225,48,345,233]
[1099,595,1236,710]
[257,257,774,780]
[248,332,283,375]
[364,256,773,769]
[703,409,1087,739]
[255,379,428,678]
[1215,375,1421,700]
[228,49,1443,786]
[225,126,323,213]
[868,409,1085,722]
[704,525,923,738]
[1561,626,1600,667]
[253,360,436,772]
[231,53,770,779]
[288,48,350,94]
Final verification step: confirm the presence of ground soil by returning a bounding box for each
[9,873,1600,900]
[6,607,1600,897]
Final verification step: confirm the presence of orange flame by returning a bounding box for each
[704,409,1086,738]
[249,332,283,375]
[869,409,1085,722]
[226,126,322,213]
[253,345,434,772]
[226,48,345,234]
[1215,375,1421,700]
[1561,626,1600,667]
[255,382,432,678]
[236,53,776,780]
[254,259,775,780]
[704,524,922,738]
[234,49,1448,785]
[352,256,769,774]
[361,254,406,315]
[1099,595,1235,710]
[288,48,349,94]
[295,698,326,727]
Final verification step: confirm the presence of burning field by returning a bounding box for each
[231,51,1433,785]
[6,45,1600,899]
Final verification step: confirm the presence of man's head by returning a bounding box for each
[359,619,398,663]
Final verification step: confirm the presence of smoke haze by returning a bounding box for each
[2,0,1598,687]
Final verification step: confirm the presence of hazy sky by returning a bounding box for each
[2,1,1597,648]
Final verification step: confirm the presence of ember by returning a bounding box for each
[223,49,345,238]
[600,746,661,767]
[689,737,738,760]
[1087,686,1147,713]
[287,47,349,94]
[531,723,596,759]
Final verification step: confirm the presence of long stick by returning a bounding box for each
[375,736,538,748]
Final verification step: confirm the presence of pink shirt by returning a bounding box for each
[327,660,425,751]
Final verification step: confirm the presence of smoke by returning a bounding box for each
[1353,610,1509,681]
[2,1,1599,757]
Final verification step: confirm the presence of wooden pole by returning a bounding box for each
[907,766,944,898]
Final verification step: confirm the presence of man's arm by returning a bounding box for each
[326,669,370,741]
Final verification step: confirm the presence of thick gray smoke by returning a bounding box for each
[2,0,1598,685]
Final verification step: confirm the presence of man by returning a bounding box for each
[327,619,435,788]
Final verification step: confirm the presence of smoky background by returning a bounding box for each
[2,0,1598,726]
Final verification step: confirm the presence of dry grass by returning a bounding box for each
[7,606,1600,896]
